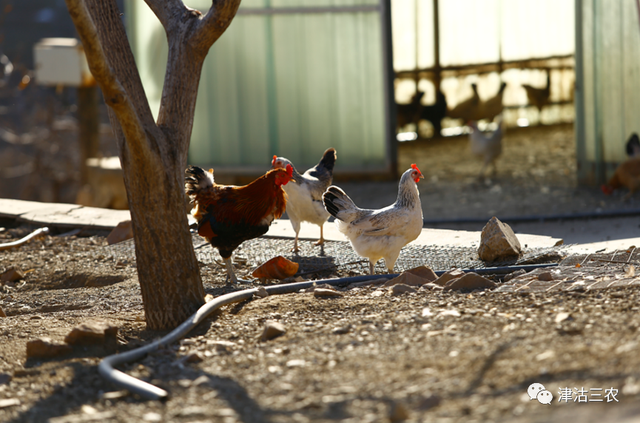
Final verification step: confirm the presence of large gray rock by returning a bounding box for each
[478,216,522,262]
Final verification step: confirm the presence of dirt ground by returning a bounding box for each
[340,123,640,223]
[2,124,640,423]
[2,231,640,423]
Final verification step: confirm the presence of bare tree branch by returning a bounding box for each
[191,0,242,51]
[65,0,150,161]
[143,0,188,35]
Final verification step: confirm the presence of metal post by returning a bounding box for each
[433,0,441,92]
[574,0,588,185]
[381,0,398,177]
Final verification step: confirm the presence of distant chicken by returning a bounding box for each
[522,72,551,113]
[626,133,640,158]
[185,165,294,284]
[601,157,640,200]
[420,90,448,136]
[396,91,425,130]
[477,82,506,122]
[448,83,481,121]
[469,120,504,178]
[271,148,337,253]
[322,164,424,275]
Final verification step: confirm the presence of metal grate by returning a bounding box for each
[495,247,640,293]
[106,233,567,276]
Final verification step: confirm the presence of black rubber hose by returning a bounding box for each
[98,263,558,400]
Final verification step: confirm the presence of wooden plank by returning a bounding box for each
[0,199,80,220]
[17,205,131,231]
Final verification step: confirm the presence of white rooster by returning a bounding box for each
[322,164,424,275]
[272,148,337,253]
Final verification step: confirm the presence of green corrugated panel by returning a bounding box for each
[575,0,640,184]
[126,0,390,173]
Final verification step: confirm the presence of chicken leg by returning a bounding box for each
[224,257,252,284]
[314,225,325,246]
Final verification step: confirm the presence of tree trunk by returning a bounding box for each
[67,0,241,329]
[79,0,206,329]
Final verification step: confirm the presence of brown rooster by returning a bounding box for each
[185,165,294,284]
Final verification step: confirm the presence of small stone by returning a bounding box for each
[383,273,427,288]
[404,266,438,282]
[538,271,554,281]
[81,405,99,414]
[142,412,163,422]
[1,267,24,283]
[439,309,461,318]
[314,288,344,298]
[504,269,526,282]
[390,284,417,296]
[389,401,409,422]
[260,321,286,341]
[420,282,443,291]
[554,312,571,323]
[332,324,351,335]
[417,395,441,411]
[0,306,5,318]
[64,321,118,346]
[622,377,640,395]
[433,269,465,286]
[286,359,306,367]
[106,220,134,245]
[207,340,237,353]
[184,351,204,363]
[254,287,268,298]
[443,273,497,291]
[478,217,522,262]
[26,338,72,359]
[0,398,20,409]
[535,350,556,361]
[193,375,211,386]
[100,391,129,400]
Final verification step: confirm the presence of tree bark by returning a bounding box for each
[66,0,241,329]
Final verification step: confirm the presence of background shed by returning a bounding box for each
[575,0,640,185]
[126,0,396,178]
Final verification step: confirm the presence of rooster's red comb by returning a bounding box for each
[411,163,422,174]
[272,155,277,166]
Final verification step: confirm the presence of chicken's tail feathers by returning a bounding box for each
[323,185,357,221]
[626,133,640,157]
[317,148,337,173]
[185,166,215,198]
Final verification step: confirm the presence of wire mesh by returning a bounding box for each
[106,233,567,277]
